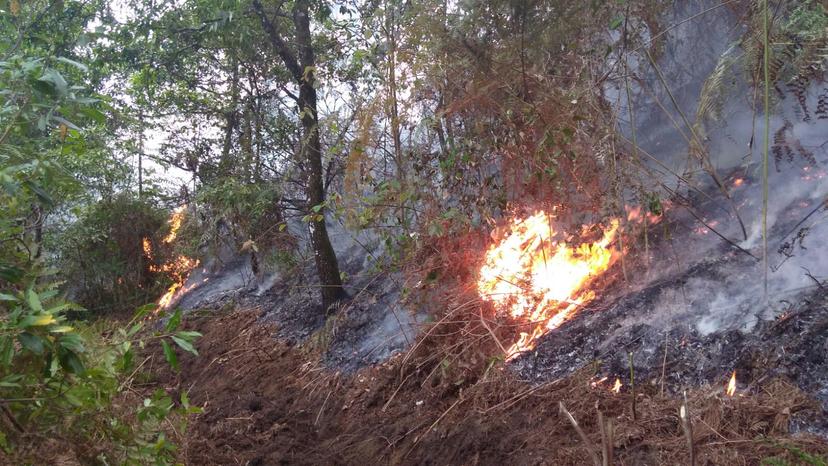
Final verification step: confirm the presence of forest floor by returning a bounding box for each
[148,308,828,466]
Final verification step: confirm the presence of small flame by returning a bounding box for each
[142,237,153,258]
[163,206,187,244]
[612,378,622,393]
[726,370,737,396]
[625,205,663,225]
[478,212,619,359]
[732,178,744,187]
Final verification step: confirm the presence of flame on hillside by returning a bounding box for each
[726,370,737,397]
[477,212,620,359]
[143,206,200,309]
[163,206,187,244]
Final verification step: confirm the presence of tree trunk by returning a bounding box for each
[254,0,346,309]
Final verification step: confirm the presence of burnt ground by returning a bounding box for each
[513,254,828,436]
[151,309,828,466]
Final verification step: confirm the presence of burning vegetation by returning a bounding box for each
[143,206,201,309]
[477,212,620,358]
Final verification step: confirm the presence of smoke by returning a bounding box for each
[604,0,828,336]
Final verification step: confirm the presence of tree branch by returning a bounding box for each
[251,0,302,80]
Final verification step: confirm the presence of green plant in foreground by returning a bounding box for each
[0,272,202,464]
[0,48,201,463]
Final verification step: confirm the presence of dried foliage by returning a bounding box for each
[157,308,828,465]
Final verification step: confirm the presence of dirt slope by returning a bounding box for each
[150,309,828,466]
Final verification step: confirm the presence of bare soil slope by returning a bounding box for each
[152,309,828,466]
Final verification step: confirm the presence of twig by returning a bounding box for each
[629,351,637,421]
[680,391,696,466]
[661,332,668,397]
[644,49,747,240]
[314,389,332,426]
[405,396,464,458]
[381,372,413,412]
[598,410,613,466]
[777,198,826,247]
[479,308,508,356]
[559,401,601,466]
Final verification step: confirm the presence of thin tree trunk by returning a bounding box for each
[220,54,240,175]
[254,0,346,309]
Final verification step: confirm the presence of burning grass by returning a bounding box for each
[477,211,620,359]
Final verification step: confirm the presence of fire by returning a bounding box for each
[726,370,736,396]
[625,205,663,225]
[163,205,187,244]
[142,237,153,258]
[142,206,200,310]
[732,178,744,187]
[612,378,622,393]
[477,211,620,359]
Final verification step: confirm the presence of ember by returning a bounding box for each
[477,211,619,359]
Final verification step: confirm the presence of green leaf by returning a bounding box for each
[171,334,197,356]
[21,314,56,326]
[58,347,85,374]
[0,374,22,388]
[39,68,68,96]
[0,337,14,367]
[0,293,18,302]
[165,309,181,332]
[161,340,178,371]
[58,333,85,353]
[133,303,157,321]
[55,56,88,72]
[18,332,44,354]
[0,265,23,283]
[79,107,105,124]
[609,15,624,30]
[22,180,54,207]
[25,288,43,312]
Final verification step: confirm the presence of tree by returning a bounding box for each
[253,0,346,309]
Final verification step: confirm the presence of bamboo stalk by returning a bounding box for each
[761,0,771,302]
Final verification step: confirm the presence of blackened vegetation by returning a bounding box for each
[771,81,822,171]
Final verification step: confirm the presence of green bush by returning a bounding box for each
[57,194,169,315]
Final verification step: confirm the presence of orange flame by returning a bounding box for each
[612,378,622,393]
[142,237,153,258]
[726,370,736,396]
[478,212,619,359]
[143,206,200,310]
[163,205,187,244]
[625,205,663,225]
